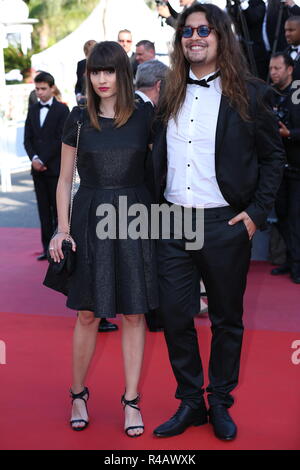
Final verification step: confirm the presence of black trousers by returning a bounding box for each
[157,205,251,408]
[275,174,300,267]
[32,172,58,252]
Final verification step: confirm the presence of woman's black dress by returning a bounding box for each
[62,104,159,318]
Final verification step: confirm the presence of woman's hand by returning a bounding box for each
[48,232,76,263]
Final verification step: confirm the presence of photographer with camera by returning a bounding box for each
[226,0,269,79]
[156,1,197,28]
[269,52,300,283]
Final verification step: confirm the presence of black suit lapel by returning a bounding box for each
[32,103,41,131]
[215,94,230,164]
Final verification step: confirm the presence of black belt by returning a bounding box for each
[80,183,144,190]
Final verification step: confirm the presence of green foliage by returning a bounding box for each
[145,0,156,8]
[28,0,100,51]
[4,45,32,75]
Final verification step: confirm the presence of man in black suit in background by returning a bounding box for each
[24,71,69,260]
[269,52,300,283]
[135,59,168,107]
[117,29,138,77]
[151,3,285,441]
[285,15,300,80]
[75,40,96,105]
[266,0,300,53]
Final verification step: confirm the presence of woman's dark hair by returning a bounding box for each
[86,41,135,130]
[159,3,251,123]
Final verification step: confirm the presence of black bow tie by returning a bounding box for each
[39,103,50,109]
[187,71,220,88]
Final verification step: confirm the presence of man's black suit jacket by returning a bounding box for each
[24,97,70,177]
[151,80,285,229]
[275,83,300,169]
[75,58,86,96]
[285,45,300,81]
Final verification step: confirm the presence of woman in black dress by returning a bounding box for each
[48,42,158,436]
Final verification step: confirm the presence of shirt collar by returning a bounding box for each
[291,45,300,52]
[135,90,154,107]
[189,69,219,82]
[39,97,54,106]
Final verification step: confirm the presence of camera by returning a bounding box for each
[274,106,290,127]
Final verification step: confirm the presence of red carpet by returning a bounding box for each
[0,227,300,450]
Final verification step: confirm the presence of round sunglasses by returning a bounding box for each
[180,25,214,38]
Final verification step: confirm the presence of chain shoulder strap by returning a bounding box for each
[67,118,82,237]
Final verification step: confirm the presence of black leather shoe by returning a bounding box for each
[208,405,237,441]
[37,253,47,261]
[98,319,118,332]
[291,272,300,284]
[270,264,290,275]
[153,402,208,437]
[290,263,300,284]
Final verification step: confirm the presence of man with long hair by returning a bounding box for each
[151,3,285,440]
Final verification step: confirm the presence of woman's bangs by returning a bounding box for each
[88,65,116,74]
[87,47,117,74]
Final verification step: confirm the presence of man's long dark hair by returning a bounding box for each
[86,41,135,130]
[159,3,251,123]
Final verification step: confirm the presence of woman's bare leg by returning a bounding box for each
[71,310,100,429]
[121,314,146,436]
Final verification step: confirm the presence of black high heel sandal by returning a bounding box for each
[121,393,144,437]
[70,386,89,431]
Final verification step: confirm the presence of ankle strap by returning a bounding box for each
[70,386,89,402]
[121,393,140,410]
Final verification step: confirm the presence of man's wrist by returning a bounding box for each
[32,155,44,165]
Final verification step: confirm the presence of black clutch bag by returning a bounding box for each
[47,239,76,274]
[43,240,76,295]
[43,115,82,296]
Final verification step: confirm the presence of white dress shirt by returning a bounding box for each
[164,69,229,209]
[289,44,300,60]
[39,97,53,127]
